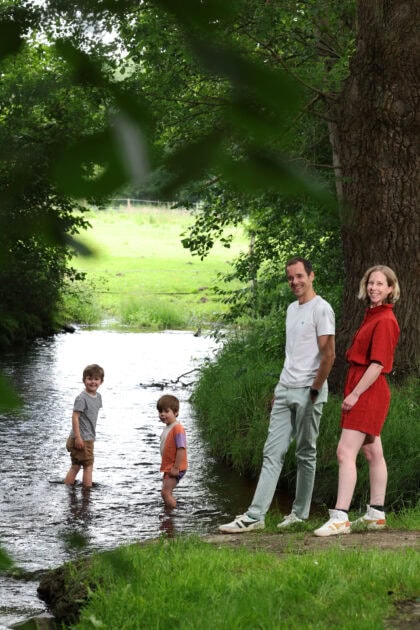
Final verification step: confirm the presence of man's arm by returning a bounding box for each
[311,334,336,397]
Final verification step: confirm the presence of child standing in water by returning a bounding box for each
[157,394,188,509]
[65,364,104,488]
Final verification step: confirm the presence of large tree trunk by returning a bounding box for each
[327,0,419,392]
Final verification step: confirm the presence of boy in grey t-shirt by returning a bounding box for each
[65,364,104,488]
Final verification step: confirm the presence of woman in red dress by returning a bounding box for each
[315,265,400,536]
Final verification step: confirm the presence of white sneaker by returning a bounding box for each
[218,514,264,533]
[352,505,386,530]
[314,509,351,537]
[277,512,303,529]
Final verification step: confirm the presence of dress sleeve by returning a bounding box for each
[369,318,400,372]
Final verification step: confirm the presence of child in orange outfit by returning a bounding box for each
[157,394,188,509]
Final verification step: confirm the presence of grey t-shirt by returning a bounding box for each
[70,390,102,441]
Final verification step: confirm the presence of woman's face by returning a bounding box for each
[366,271,393,307]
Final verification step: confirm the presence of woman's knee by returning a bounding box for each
[363,442,384,464]
[363,447,385,465]
[336,442,357,465]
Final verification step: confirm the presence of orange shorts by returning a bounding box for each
[66,437,95,467]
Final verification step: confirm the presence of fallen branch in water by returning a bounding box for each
[139,368,202,390]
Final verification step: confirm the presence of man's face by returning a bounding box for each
[286,262,314,303]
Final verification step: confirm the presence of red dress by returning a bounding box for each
[341,304,400,435]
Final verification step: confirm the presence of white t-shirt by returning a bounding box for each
[279,295,335,388]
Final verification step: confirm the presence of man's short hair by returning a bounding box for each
[285,257,313,275]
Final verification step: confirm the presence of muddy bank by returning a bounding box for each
[204,528,420,554]
[36,555,100,627]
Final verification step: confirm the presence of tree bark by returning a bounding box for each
[327,0,419,391]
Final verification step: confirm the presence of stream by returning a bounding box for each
[0,328,290,628]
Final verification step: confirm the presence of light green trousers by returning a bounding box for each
[247,383,325,521]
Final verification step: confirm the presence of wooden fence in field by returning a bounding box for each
[109,198,190,212]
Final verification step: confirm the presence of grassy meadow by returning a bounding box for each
[62,204,246,330]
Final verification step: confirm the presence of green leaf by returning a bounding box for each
[55,39,106,87]
[53,130,128,197]
[155,0,238,32]
[193,42,303,120]
[0,374,21,412]
[221,149,334,206]
[59,530,89,551]
[0,546,14,572]
[161,132,223,197]
[0,20,23,59]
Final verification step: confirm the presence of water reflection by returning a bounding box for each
[68,485,93,524]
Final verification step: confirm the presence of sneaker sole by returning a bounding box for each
[366,521,386,530]
[351,519,386,530]
[218,523,264,534]
[314,525,351,537]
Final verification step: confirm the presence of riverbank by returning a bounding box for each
[36,522,419,629]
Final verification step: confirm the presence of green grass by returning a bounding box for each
[65,536,419,629]
[62,205,246,330]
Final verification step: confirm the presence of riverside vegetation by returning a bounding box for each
[36,205,419,629]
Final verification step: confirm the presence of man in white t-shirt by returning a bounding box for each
[219,257,335,532]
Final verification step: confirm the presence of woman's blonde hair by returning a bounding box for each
[358,265,400,304]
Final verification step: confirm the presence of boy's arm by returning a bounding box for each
[72,411,84,449]
[170,447,186,476]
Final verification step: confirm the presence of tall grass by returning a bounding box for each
[63,537,419,629]
[61,206,245,329]
[119,296,188,330]
[191,323,282,473]
[191,325,420,511]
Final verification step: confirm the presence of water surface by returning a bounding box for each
[0,329,276,628]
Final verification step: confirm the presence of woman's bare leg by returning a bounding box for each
[335,429,366,510]
[362,436,387,506]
